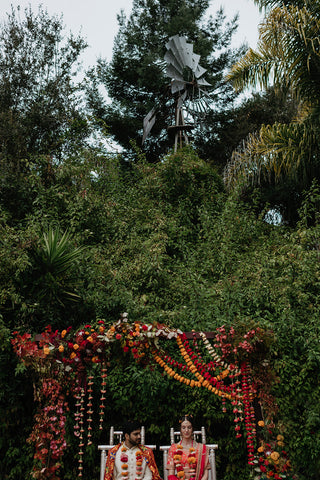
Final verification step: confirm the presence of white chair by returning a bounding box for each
[160,427,218,480]
[98,426,156,480]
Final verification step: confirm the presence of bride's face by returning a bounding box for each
[180,420,193,440]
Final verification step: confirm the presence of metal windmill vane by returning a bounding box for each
[142,35,212,151]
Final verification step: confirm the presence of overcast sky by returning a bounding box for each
[1,0,263,68]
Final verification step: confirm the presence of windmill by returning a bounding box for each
[142,35,212,152]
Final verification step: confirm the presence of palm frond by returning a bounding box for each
[39,227,86,276]
[227,4,320,103]
[224,121,318,190]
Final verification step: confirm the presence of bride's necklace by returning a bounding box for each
[120,444,143,479]
[174,442,197,480]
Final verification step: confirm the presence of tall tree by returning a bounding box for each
[0,5,90,169]
[0,5,92,221]
[86,0,242,163]
[224,0,320,224]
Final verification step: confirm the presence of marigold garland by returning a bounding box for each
[120,445,144,479]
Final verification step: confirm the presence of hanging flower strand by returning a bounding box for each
[78,386,85,477]
[87,375,94,446]
[99,363,108,430]
[199,331,240,375]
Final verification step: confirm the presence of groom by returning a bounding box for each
[104,420,161,480]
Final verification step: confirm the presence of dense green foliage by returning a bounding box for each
[1,147,320,479]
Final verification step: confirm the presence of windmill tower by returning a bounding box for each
[142,35,211,152]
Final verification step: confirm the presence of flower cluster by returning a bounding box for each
[252,422,295,480]
[214,325,273,364]
[27,377,68,479]
[12,322,108,372]
[103,314,182,364]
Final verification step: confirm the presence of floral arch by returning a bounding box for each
[11,313,292,480]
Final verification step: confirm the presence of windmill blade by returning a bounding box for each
[194,64,207,79]
[142,107,157,144]
[197,77,211,87]
[181,41,194,70]
[171,79,187,94]
[164,50,184,74]
[190,53,201,74]
[166,35,189,73]
[166,63,184,82]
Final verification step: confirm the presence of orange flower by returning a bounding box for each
[258,420,265,427]
[87,336,93,343]
[61,329,67,338]
[70,352,76,359]
[99,326,105,333]
[270,451,280,462]
[177,472,184,478]
[43,346,50,355]
[58,345,64,353]
[73,343,79,350]
[257,446,264,453]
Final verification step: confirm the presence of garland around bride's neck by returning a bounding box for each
[174,443,197,480]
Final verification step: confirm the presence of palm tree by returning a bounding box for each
[224,1,320,217]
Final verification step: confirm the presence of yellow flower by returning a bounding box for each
[87,336,93,343]
[58,345,64,353]
[270,451,280,462]
[61,329,67,338]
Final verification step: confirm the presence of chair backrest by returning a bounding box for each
[108,426,147,445]
[170,426,206,444]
